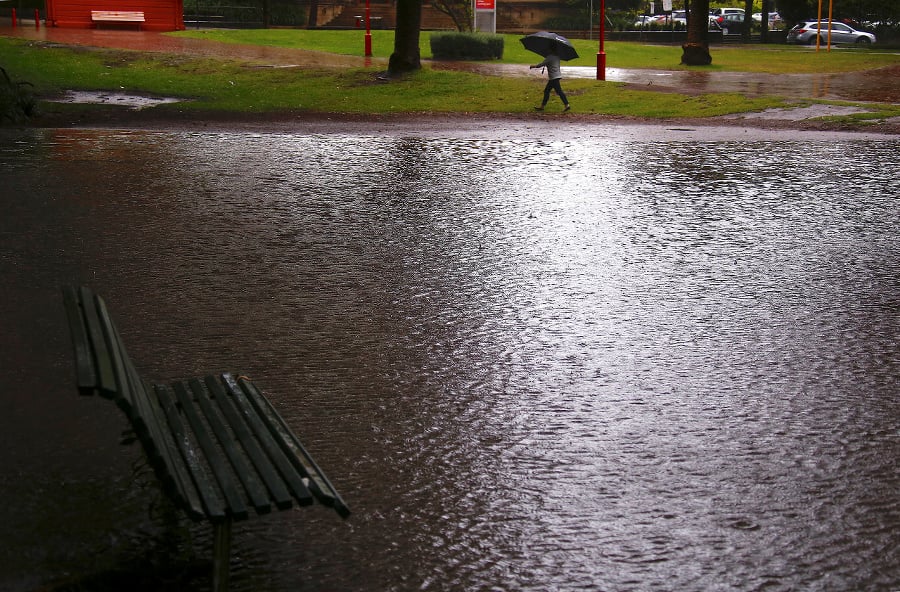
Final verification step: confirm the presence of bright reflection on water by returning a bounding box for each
[1,128,898,592]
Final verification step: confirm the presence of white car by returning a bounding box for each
[634,15,659,27]
[786,21,877,44]
[752,11,782,25]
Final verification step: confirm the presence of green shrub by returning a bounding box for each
[542,13,590,31]
[430,32,504,60]
[269,0,307,26]
[0,66,36,124]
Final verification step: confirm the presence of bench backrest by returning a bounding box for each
[91,11,146,21]
[62,286,349,522]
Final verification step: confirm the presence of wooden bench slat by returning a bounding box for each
[156,383,227,521]
[91,10,145,28]
[230,375,331,497]
[188,378,274,515]
[172,381,249,521]
[91,10,145,19]
[220,375,315,507]
[231,375,350,517]
[203,376,295,511]
[136,375,203,512]
[78,288,118,396]
[92,293,143,414]
[97,297,176,478]
[148,384,207,521]
[61,286,97,394]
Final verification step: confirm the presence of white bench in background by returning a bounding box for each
[91,10,145,29]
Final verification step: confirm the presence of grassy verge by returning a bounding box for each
[171,29,900,73]
[1,33,898,124]
[0,36,793,118]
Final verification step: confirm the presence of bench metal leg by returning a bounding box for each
[212,519,233,592]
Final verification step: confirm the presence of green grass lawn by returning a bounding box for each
[1,31,898,122]
[171,29,900,73]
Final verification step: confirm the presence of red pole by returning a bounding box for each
[11,7,17,27]
[364,0,372,57]
[35,9,40,28]
[596,0,606,80]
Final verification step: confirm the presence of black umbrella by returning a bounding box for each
[520,31,579,61]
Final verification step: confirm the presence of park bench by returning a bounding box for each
[61,285,349,592]
[91,10,145,29]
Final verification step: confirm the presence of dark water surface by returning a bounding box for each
[1,126,898,592]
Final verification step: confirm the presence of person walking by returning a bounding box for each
[530,44,570,112]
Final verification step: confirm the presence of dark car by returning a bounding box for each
[714,13,749,34]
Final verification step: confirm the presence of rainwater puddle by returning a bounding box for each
[51,90,184,109]
[1,126,898,592]
[740,104,868,120]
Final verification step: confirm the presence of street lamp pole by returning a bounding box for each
[596,0,606,79]
[365,0,372,57]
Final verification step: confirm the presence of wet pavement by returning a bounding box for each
[3,25,900,103]
[434,59,900,103]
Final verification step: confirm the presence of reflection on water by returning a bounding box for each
[1,127,898,592]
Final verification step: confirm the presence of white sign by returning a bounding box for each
[662,0,672,11]
[474,0,496,33]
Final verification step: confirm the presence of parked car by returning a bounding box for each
[714,13,749,34]
[633,15,660,27]
[786,21,877,44]
[634,14,682,27]
[710,7,745,16]
[649,11,687,26]
[708,8,743,28]
[752,11,782,27]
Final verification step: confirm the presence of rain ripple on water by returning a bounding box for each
[1,129,898,592]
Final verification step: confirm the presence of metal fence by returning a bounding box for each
[183,1,306,28]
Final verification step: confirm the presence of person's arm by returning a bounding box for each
[530,56,550,69]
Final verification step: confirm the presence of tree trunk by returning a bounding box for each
[681,0,712,65]
[741,0,753,42]
[388,0,423,75]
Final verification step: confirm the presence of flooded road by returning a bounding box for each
[1,125,898,592]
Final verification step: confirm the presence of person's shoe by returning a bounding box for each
[534,106,544,111]
[564,104,571,111]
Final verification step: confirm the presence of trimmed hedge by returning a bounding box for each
[430,32,504,60]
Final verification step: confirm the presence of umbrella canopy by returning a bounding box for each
[520,31,579,61]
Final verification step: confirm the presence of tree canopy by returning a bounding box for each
[777,0,898,25]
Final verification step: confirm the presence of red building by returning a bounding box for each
[45,0,185,30]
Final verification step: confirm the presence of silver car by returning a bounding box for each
[786,21,876,44]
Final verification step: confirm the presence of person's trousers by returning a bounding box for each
[542,78,569,107]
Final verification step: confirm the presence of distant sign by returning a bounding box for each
[476,0,495,10]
